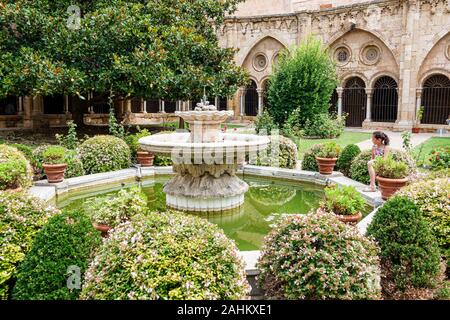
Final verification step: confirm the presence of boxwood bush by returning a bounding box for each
[367,197,443,299]
[80,212,249,300]
[350,149,416,185]
[301,143,324,172]
[336,144,361,176]
[0,145,33,190]
[257,210,381,300]
[303,113,345,139]
[255,135,298,169]
[79,135,131,174]
[397,178,450,273]
[13,210,101,300]
[0,192,58,299]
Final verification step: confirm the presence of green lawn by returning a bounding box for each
[296,132,372,159]
[413,137,450,166]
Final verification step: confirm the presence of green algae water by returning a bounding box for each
[59,175,326,251]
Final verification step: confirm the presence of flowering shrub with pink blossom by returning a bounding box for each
[397,178,450,272]
[80,212,249,300]
[257,210,381,300]
[0,192,59,299]
[79,135,131,174]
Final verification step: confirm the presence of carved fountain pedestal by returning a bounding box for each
[139,101,269,212]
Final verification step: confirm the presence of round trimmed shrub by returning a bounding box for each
[0,145,33,190]
[303,113,345,139]
[0,192,59,299]
[12,210,101,300]
[336,144,361,177]
[350,149,416,185]
[301,143,324,172]
[256,135,298,169]
[79,135,131,174]
[397,178,450,272]
[367,197,443,299]
[257,211,381,300]
[80,212,249,300]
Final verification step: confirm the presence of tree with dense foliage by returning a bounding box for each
[267,35,338,127]
[0,0,247,101]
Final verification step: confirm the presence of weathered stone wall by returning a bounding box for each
[222,0,450,130]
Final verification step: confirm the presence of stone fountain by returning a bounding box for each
[139,96,269,212]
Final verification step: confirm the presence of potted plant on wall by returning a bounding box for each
[374,154,410,200]
[319,185,366,224]
[42,146,68,183]
[315,142,342,175]
[412,106,424,134]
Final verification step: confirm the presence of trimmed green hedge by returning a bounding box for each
[0,145,33,190]
[336,144,361,176]
[79,135,131,174]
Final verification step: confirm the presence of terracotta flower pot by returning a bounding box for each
[335,212,363,225]
[315,157,338,175]
[376,176,409,200]
[43,163,67,183]
[137,151,155,167]
[412,127,420,134]
[93,223,112,238]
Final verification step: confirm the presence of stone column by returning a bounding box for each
[215,96,220,108]
[64,95,70,114]
[141,98,146,113]
[239,87,246,116]
[88,92,94,114]
[124,99,132,114]
[336,87,343,116]
[161,100,165,113]
[365,88,373,122]
[23,96,33,128]
[415,88,422,117]
[18,96,24,115]
[257,88,264,116]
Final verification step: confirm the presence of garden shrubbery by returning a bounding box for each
[398,178,450,272]
[124,128,151,162]
[12,210,101,300]
[0,192,58,299]
[32,145,85,179]
[255,110,278,135]
[367,197,444,299]
[255,135,298,169]
[303,113,345,139]
[336,144,361,176]
[301,144,324,171]
[0,144,33,190]
[267,36,338,127]
[428,146,450,170]
[80,212,249,300]
[257,211,381,299]
[79,135,131,174]
[83,187,148,228]
[350,149,416,184]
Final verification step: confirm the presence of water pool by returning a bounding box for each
[58,175,327,251]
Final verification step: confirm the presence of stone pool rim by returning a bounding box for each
[28,164,383,274]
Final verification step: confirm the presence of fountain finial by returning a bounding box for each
[195,86,217,111]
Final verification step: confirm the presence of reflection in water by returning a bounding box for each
[60,176,325,251]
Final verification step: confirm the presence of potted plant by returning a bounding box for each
[315,142,342,175]
[137,149,155,167]
[374,155,410,200]
[412,106,424,134]
[319,185,366,224]
[42,146,68,183]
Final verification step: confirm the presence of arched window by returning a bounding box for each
[372,76,398,123]
[245,80,258,116]
[343,77,367,127]
[421,74,450,124]
[43,94,65,114]
[0,96,18,115]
